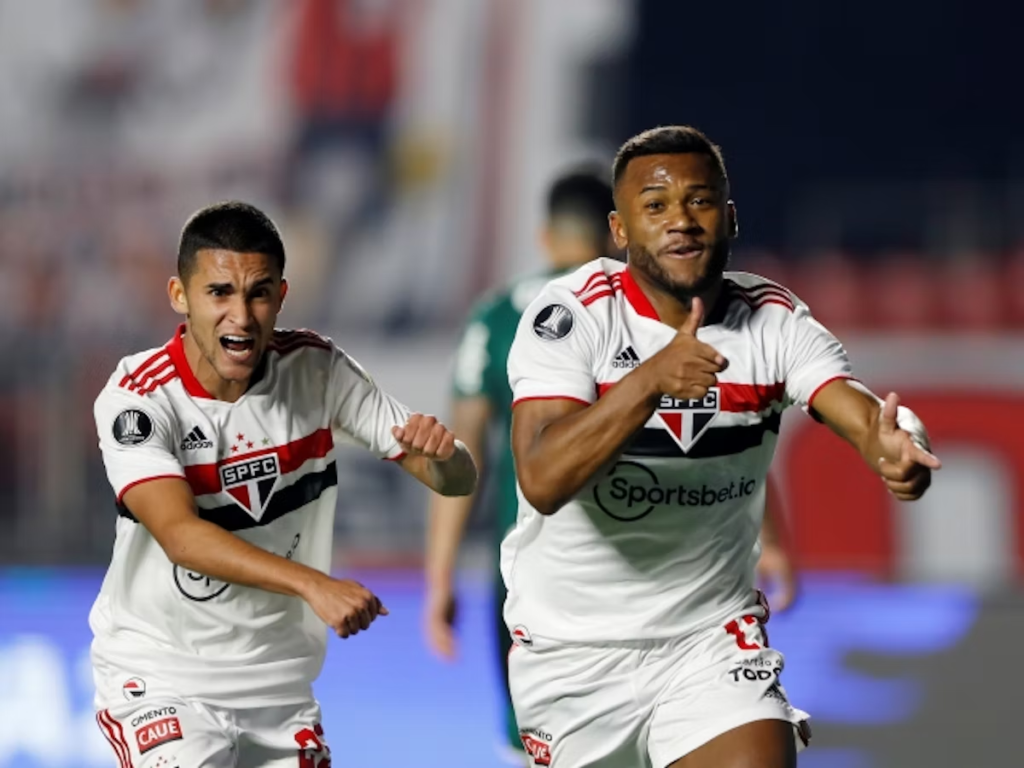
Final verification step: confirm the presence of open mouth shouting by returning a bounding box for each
[219,333,258,365]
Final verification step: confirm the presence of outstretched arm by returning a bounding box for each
[809,379,940,500]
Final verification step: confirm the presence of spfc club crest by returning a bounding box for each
[655,387,720,453]
[219,453,281,519]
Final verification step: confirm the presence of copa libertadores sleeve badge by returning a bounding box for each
[113,409,154,446]
[532,304,574,341]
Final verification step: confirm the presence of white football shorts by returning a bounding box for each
[508,604,809,767]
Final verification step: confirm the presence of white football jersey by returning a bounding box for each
[91,326,410,707]
[502,259,853,642]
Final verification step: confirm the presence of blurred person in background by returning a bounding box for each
[89,201,476,768]
[502,126,940,768]
[423,167,799,764]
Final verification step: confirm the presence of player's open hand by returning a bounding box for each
[874,392,941,501]
[644,297,728,401]
[304,576,388,639]
[423,584,458,659]
[392,414,457,461]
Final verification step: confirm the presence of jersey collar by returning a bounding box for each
[167,324,215,398]
[620,267,731,325]
[167,324,270,400]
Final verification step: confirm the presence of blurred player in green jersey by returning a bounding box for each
[423,167,798,763]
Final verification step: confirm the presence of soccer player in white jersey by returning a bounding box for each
[90,201,477,768]
[503,126,940,768]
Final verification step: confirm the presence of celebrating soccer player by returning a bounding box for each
[502,126,939,768]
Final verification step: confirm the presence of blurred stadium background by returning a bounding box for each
[0,1,1021,766]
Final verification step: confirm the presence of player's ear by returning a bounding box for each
[727,201,739,239]
[169,276,188,316]
[279,278,289,305]
[609,210,628,250]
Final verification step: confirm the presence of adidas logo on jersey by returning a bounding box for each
[612,346,641,369]
[180,426,214,451]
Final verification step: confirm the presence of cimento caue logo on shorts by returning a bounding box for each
[592,460,758,522]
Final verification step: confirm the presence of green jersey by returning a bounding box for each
[451,268,565,541]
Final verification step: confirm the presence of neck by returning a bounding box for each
[627,265,723,329]
[182,328,250,402]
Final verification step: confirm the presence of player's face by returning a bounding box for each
[610,153,735,300]
[169,249,287,388]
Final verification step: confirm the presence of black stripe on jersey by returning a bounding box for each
[623,412,781,459]
[116,462,338,531]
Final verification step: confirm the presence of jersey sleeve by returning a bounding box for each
[94,385,186,503]
[508,283,599,406]
[782,296,855,409]
[330,348,411,460]
[451,298,496,400]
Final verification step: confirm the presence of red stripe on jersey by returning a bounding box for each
[597,381,785,413]
[97,710,134,768]
[578,275,624,306]
[732,283,794,310]
[116,474,188,504]
[580,287,621,307]
[166,325,215,398]
[137,369,179,396]
[620,268,660,320]
[573,271,612,297]
[718,382,786,412]
[183,427,335,496]
[741,281,790,298]
[511,395,592,408]
[119,351,170,389]
[747,291,794,310]
[128,357,174,392]
[807,374,857,410]
[731,291,794,314]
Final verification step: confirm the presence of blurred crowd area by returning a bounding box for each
[2,0,1023,567]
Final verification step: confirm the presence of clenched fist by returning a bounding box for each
[392,413,457,461]
[303,575,388,639]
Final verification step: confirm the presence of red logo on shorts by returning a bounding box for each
[136,717,183,754]
[520,735,552,766]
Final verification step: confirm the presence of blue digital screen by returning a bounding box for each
[0,570,978,768]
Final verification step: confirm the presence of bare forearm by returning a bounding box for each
[165,517,325,599]
[517,371,660,514]
[425,492,476,589]
[426,442,478,496]
[811,380,884,467]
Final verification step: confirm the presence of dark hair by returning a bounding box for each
[546,167,614,233]
[177,201,286,281]
[612,126,728,189]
